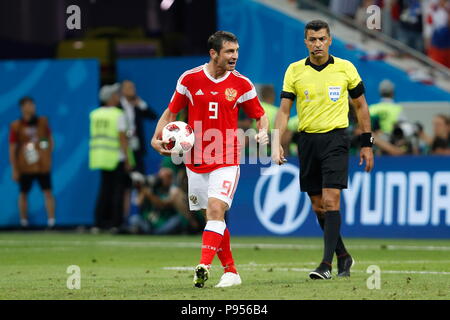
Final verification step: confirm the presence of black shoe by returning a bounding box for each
[337,254,354,277]
[309,263,332,280]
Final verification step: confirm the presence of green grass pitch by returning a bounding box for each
[0,232,449,300]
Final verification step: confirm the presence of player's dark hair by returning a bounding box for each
[304,20,330,39]
[208,31,238,53]
[19,96,34,107]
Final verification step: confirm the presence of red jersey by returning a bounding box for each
[168,64,265,173]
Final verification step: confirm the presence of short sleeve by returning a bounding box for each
[346,61,362,90]
[168,75,189,113]
[282,64,296,95]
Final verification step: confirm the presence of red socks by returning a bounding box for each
[217,228,237,274]
[199,221,237,274]
[199,220,226,266]
[199,230,223,266]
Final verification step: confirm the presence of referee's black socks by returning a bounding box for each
[322,211,342,268]
[317,215,348,257]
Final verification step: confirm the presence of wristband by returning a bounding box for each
[360,132,374,147]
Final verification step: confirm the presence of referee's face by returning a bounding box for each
[304,29,331,60]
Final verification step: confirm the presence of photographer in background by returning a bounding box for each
[373,121,421,156]
[130,167,202,235]
[417,114,450,155]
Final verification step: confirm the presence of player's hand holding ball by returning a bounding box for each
[151,135,172,156]
[160,121,195,156]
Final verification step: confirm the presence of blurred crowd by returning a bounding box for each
[294,0,450,68]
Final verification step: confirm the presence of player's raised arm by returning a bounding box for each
[272,97,294,165]
[150,107,178,156]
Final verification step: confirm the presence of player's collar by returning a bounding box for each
[305,55,334,72]
[203,64,231,83]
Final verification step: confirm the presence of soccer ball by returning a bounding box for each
[161,121,195,154]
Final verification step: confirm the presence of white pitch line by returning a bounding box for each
[162,265,450,275]
[1,239,450,252]
[242,260,450,265]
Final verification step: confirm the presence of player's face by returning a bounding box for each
[304,29,331,59]
[214,41,239,71]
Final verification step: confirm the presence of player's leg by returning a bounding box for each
[200,197,227,266]
[38,173,55,228]
[186,167,211,287]
[18,174,32,227]
[193,198,227,288]
[208,165,241,288]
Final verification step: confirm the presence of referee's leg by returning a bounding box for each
[309,193,350,261]
[308,188,341,279]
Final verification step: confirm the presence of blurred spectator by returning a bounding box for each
[369,79,406,135]
[397,0,425,52]
[390,0,403,38]
[89,83,133,233]
[425,0,450,68]
[329,0,361,19]
[256,85,278,129]
[418,114,450,154]
[120,80,158,228]
[119,80,158,174]
[130,167,203,235]
[8,96,55,228]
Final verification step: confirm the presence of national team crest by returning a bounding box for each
[225,88,237,101]
[328,86,341,102]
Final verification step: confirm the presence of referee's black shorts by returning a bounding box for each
[297,128,350,195]
[19,173,52,193]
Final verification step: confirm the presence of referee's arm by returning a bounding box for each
[273,93,295,165]
[350,92,374,172]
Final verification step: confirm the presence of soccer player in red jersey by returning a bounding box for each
[151,31,269,288]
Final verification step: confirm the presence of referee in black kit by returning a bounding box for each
[273,20,374,280]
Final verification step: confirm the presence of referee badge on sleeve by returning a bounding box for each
[328,86,341,102]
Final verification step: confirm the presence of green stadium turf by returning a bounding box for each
[0,232,449,300]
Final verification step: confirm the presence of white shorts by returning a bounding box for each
[186,165,240,211]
